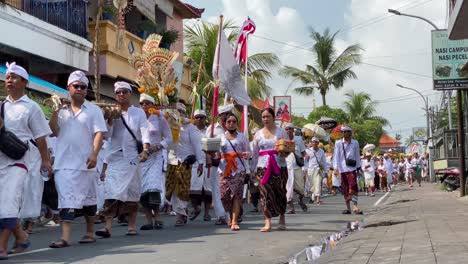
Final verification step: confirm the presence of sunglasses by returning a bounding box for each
[71,84,87,90]
[194,116,206,119]
[115,90,130,95]
[140,101,152,105]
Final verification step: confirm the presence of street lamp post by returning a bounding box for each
[388,8,453,130]
[396,84,434,182]
[388,9,440,30]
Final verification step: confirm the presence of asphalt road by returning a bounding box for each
[3,191,388,264]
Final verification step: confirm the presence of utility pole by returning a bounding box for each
[457,90,466,196]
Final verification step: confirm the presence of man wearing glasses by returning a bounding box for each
[96,81,150,237]
[48,71,107,248]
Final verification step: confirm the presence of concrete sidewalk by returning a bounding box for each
[317,183,468,264]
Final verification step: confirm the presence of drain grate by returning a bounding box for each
[364,219,417,228]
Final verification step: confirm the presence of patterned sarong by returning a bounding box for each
[256,167,288,218]
[341,170,358,202]
[220,172,246,213]
[166,163,192,202]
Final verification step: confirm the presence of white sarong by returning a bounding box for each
[104,155,141,202]
[20,145,44,218]
[308,167,322,196]
[210,167,226,218]
[190,161,212,194]
[54,169,97,209]
[0,166,28,218]
[140,151,165,194]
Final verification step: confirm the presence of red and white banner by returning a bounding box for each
[234,18,256,65]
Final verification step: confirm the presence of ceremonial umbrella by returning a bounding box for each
[363,144,376,152]
[303,123,328,141]
[330,125,343,140]
[315,117,338,130]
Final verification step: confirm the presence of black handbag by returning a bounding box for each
[0,102,29,160]
[294,152,305,167]
[342,140,357,167]
[120,115,144,153]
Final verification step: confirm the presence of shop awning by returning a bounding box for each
[0,65,68,98]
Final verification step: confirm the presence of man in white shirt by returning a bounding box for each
[383,154,394,190]
[306,137,327,205]
[97,81,151,237]
[166,102,204,226]
[48,71,107,248]
[284,123,307,213]
[333,126,363,215]
[205,104,233,225]
[362,152,376,196]
[189,109,212,221]
[0,63,52,259]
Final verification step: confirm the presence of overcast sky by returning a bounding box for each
[183,0,449,140]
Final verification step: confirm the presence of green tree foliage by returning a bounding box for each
[279,28,362,106]
[291,114,307,127]
[307,105,348,124]
[349,120,384,148]
[342,90,390,126]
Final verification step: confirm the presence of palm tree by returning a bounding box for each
[342,90,390,126]
[184,21,280,101]
[280,28,362,106]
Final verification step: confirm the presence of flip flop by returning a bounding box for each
[286,210,296,214]
[231,224,240,231]
[342,209,352,215]
[126,230,138,236]
[78,235,96,244]
[353,209,364,215]
[299,201,308,212]
[140,224,154,230]
[260,227,271,232]
[277,224,286,231]
[8,240,30,254]
[154,221,164,229]
[189,209,201,221]
[0,249,8,260]
[49,239,70,248]
[175,219,185,227]
[95,228,111,238]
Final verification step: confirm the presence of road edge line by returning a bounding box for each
[374,191,390,207]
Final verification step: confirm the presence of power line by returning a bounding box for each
[278,0,436,57]
[360,62,432,78]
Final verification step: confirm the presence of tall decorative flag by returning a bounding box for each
[234,17,256,135]
[212,23,252,107]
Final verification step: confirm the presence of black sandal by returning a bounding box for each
[140,224,154,230]
[95,228,111,238]
[49,239,70,248]
[342,209,352,215]
[353,209,363,215]
[154,221,164,229]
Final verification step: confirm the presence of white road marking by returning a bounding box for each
[374,191,390,207]
[9,247,52,257]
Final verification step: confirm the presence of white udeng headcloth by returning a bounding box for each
[67,71,89,86]
[114,81,132,92]
[139,93,155,104]
[6,62,29,81]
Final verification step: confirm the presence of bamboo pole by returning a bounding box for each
[93,0,104,103]
[190,57,204,118]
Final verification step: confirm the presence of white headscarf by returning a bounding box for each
[114,81,132,92]
[67,70,89,86]
[176,102,186,112]
[194,109,206,117]
[6,62,29,81]
[139,93,155,104]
